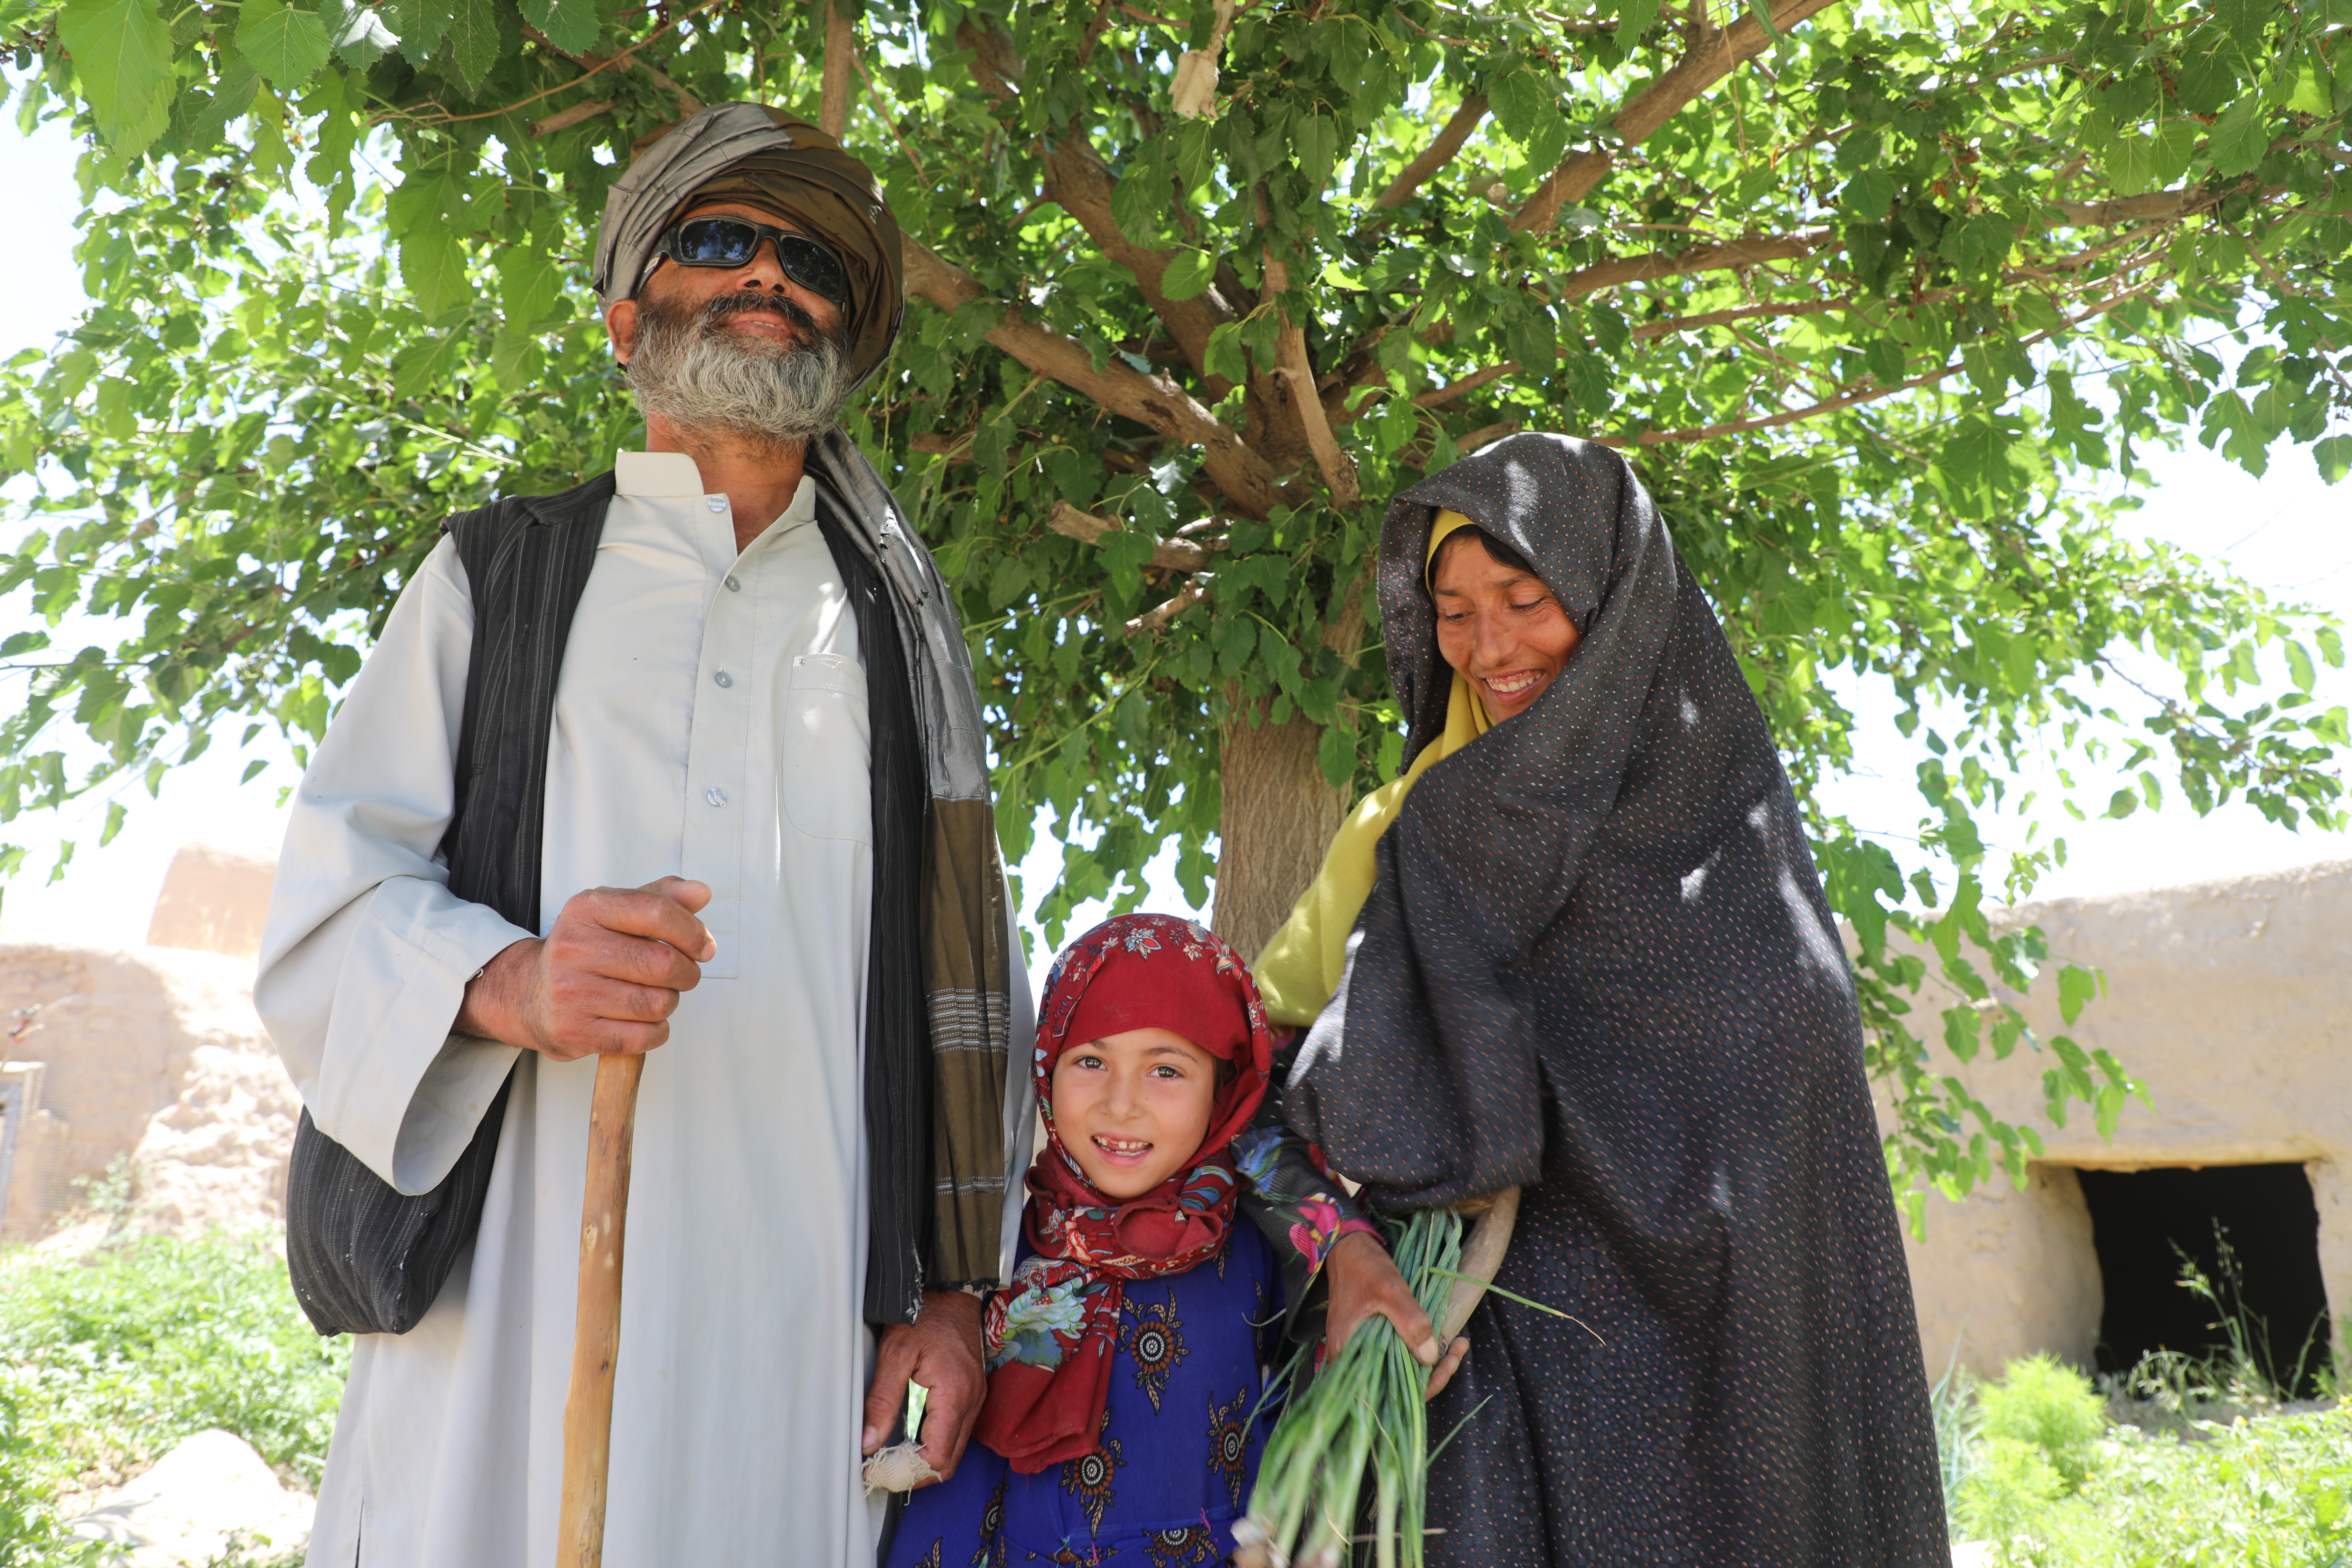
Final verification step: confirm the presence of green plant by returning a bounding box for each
[2175,1226,2333,1402]
[0,1373,102,1568]
[64,1156,137,1235]
[0,1234,349,1492]
[1980,1354,2109,1494]
[1931,1344,1984,1537]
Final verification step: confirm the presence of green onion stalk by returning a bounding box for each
[1235,1207,1465,1568]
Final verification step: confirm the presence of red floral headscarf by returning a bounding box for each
[973,914,1274,1472]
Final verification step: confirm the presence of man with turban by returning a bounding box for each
[258,104,1029,1566]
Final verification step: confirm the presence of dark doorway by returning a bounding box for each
[2077,1163,2333,1397]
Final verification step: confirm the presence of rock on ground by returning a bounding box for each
[68,1429,314,1566]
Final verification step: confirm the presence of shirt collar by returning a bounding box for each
[613,450,706,498]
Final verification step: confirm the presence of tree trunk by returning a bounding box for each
[1211,698,1343,964]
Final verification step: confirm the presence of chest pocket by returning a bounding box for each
[781,653,872,843]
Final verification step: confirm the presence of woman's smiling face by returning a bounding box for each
[1430,531,1584,722]
[1050,1027,1220,1201]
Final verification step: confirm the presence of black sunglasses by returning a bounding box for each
[650,217,851,306]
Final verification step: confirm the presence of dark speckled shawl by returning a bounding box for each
[1282,433,1949,1565]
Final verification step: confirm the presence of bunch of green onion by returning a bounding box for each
[1235,1208,1465,1568]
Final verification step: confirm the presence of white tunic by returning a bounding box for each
[259,451,954,1567]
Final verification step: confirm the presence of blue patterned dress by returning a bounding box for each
[883,1223,1284,1567]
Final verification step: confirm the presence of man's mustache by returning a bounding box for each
[700,291,821,338]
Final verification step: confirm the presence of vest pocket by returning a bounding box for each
[782,653,872,842]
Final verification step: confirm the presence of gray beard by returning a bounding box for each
[625,292,858,449]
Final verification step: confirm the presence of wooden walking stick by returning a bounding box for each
[557,1052,647,1568]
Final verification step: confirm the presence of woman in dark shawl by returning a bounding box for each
[1256,433,1951,1565]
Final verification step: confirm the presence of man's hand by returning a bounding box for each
[1324,1230,1471,1401]
[455,877,716,1062]
[864,1291,987,1486]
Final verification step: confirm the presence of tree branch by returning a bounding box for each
[529,98,612,138]
[1263,245,1361,507]
[1627,299,1842,340]
[1599,280,2158,446]
[1512,0,1846,233]
[2051,188,2227,225]
[1126,576,1213,636]
[1555,230,1834,300]
[955,18,1024,100]
[1414,363,1519,407]
[1046,500,1215,571]
[514,23,702,133]
[1371,94,1490,210]
[1045,136,1237,399]
[903,238,1282,518]
[819,0,854,139]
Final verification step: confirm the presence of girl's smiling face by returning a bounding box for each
[1050,1027,1222,1200]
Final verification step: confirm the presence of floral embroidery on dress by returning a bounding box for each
[1206,1387,1252,1511]
[1059,1416,1126,1536]
[1118,1289,1188,1412]
[973,1475,1007,1568]
[1143,1524,1218,1566]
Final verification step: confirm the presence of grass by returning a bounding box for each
[0,1232,350,1568]
[1939,1349,2351,1567]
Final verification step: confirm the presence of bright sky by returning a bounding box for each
[1,106,2345,993]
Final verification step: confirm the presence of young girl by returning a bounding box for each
[884,912,1353,1567]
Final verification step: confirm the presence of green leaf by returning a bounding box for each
[320,0,399,66]
[2102,122,2195,195]
[1160,248,1214,303]
[2056,963,2100,1026]
[2285,61,2332,115]
[496,242,570,330]
[1613,0,1659,49]
[2287,640,2317,693]
[390,328,463,400]
[237,0,331,88]
[240,758,268,784]
[57,0,175,158]
[1488,68,1544,142]
[2315,433,2352,484]
[99,799,126,847]
[1842,167,1894,222]
[1204,320,1250,385]
[399,226,471,318]
[391,0,450,58]
[1293,112,1337,189]
[1316,721,1352,789]
[517,0,594,55]
[436,0,503,97]
[2205,97,2268,178]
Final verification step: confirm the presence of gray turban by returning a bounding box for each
[592,102,905,389]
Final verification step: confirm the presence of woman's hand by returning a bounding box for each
[1323,1230,1471,1400]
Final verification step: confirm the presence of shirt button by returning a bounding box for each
[707,497,726,513]
[713,670,733,688]
[705,787,727,807]
[724,575,741,592]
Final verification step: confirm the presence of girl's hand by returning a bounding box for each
[1322,1230,1471,1400]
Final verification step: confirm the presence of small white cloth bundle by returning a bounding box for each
[860,1379,942,1495]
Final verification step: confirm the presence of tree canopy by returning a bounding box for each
[2,0,2349,1223]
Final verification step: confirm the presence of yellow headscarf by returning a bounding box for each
[1252,511,1494,1026]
